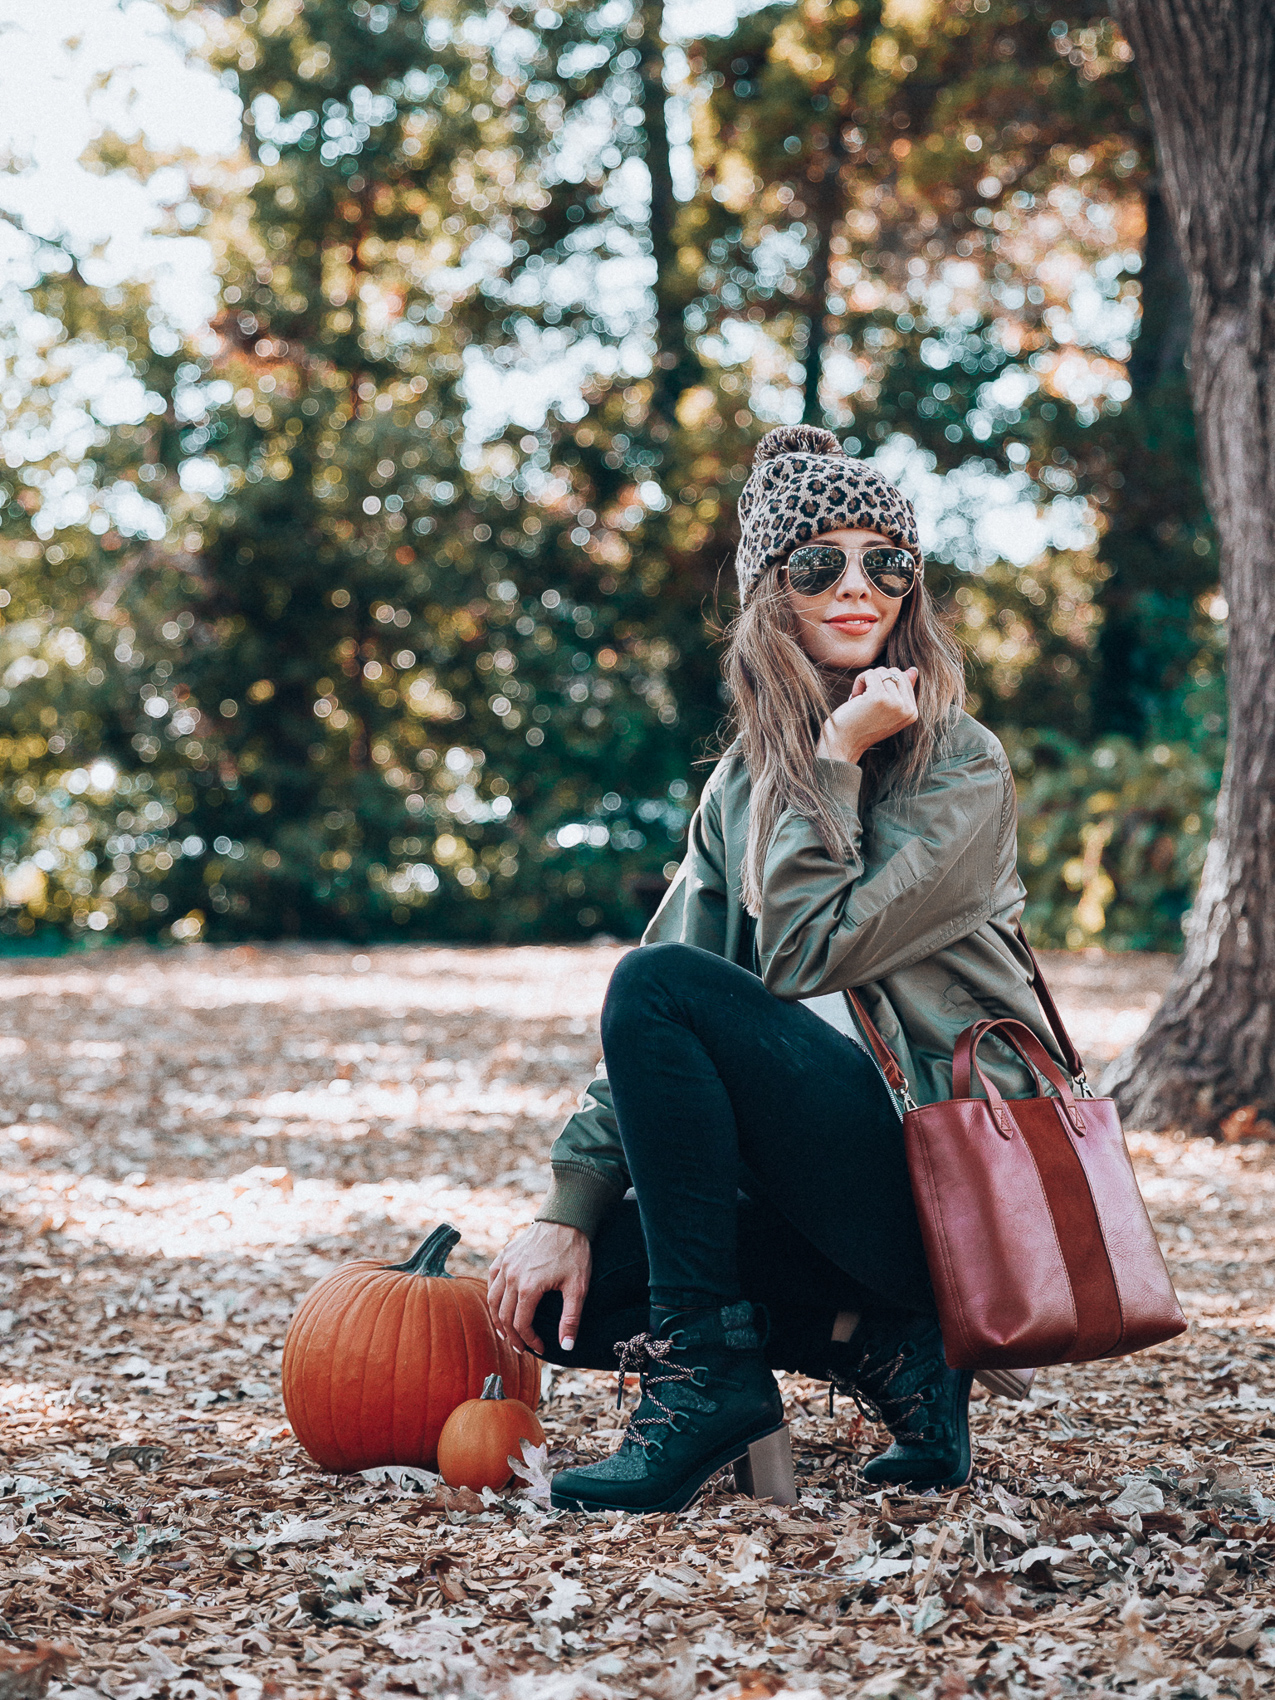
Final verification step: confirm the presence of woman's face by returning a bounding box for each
[783,526,907,672]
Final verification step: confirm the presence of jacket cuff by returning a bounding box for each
[534,1163,625,1240]
[815,755,864,814]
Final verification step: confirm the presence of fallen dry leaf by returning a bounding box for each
[0,942,1271,1696]
[0,1640,73,1700]
[507,1437,553,1509]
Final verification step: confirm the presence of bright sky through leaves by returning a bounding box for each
[0,0,1122,569]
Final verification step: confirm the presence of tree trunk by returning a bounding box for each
[1103,0,1275,1134]
[638,0,688,438]
[801,0,880,426]
[801,161,838,427]
[1090,180,1202,739]
[1125,185,1193,395]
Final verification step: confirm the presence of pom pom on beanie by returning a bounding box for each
[752,423,842,463]
[735,424,921,603]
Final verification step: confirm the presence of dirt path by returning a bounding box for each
[1,943,1272,1697]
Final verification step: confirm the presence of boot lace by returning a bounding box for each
[612,1332,698,1452]
[832,1342,929,1438]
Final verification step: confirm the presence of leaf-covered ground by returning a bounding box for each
[1,941,1273,1699]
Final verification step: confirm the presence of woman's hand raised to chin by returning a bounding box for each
[486,1220,592,1356]
[816,665,919,766]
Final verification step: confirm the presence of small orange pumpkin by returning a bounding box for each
[281,1224,539,1473]
[437,1372,546,1493]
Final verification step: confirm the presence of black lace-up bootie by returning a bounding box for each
[549,1301,785,1514]
[830,1310,974,1490]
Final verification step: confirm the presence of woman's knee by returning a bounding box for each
[601,941,703,1042]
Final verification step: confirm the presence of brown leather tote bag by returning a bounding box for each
[846,943,1186,1371]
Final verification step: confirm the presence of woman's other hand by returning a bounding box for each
[816,666,919,765]
[486,1221,592,1355]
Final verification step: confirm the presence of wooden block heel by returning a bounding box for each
[974,1367,1035,1401]
[732,1424,798,1505]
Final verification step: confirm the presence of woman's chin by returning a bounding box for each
[813,634,887,671]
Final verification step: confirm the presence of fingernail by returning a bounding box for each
[562,1337,575,1352]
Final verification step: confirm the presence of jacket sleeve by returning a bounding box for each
[756,748,1005,998]
[534,1071,629,1240]
[535,767,732,1238]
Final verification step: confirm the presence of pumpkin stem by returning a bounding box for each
[481,1374,504,1400]
[385,1223,461,1278]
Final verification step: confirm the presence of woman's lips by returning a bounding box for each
[827,614,878,631]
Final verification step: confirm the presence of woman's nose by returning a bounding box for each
[834,558,873,597]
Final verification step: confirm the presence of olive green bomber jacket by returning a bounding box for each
[536,713,1072,1240]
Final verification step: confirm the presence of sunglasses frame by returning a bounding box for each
[783,542,920,600]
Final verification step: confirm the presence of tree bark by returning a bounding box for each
[1103,0,1275,1133]
[1125,184,1193,395]
[800,137,842,428]
[1090,180,1202,738]
[801,0,880,427]
[638,0,690,437]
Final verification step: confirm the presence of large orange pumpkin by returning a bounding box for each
[437,1372,546,1493]
[281,1223,539,1472]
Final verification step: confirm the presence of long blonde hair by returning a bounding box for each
[725,568,966,916]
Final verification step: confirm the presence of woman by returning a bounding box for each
[486,424,1070,1515]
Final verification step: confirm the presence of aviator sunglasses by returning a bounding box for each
[783,542,919,599]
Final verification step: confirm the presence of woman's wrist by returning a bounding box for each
[817,721,867,766]
[529,1220,588,1247]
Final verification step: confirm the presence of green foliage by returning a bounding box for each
[0,0,1226,951]
[1008,727,1223,952]
[0,221,196,938]
[686,0,1218,745]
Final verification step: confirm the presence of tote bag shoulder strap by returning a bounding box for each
[842,988,914,1104]
[843,921,1088,1101]
[1013,923,1087,1084]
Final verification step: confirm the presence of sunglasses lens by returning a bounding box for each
[784,544,919,597]
[786,545,847,595]
[862,547,917,596]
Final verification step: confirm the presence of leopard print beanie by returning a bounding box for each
[735,424,922,604]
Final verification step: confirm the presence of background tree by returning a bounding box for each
[0,0,1230,961]
[688,0,1218,737]
[1102,0,1275,1135]
[1088,180,1215,743]
[0,182,213,945]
